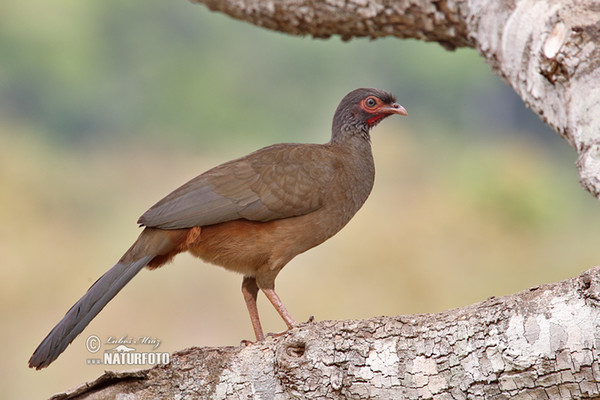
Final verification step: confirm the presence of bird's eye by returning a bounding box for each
[365,97,378,108]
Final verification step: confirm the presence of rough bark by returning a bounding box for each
[51,266,600,399]
[191,0,600,201]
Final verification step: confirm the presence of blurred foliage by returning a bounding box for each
[1,0,599,399]
[1,0,554,148]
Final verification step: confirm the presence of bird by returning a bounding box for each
[28,88,407,369]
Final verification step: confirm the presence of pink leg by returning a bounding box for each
[241,276,265,341]
[261,288,297,330]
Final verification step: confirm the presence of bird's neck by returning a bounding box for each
[324,126,375,229]
[330,123,371,146]
[327,125,375,181]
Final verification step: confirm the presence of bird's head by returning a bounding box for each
[332,88,407,143]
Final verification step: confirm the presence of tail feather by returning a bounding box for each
[28,255,153,370]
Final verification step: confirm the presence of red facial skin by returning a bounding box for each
[360,96,407,126]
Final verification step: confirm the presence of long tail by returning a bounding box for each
[28,227,194,370]
[28,256,153,369]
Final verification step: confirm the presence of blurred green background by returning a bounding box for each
[3,0,599,398]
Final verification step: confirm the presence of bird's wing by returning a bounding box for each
[137,143,337,229]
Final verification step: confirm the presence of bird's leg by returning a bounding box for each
[241,276,265,341]
[261,288,297,330]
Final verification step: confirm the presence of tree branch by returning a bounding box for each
[191,0,472,47]
[191,0,600,201]
[51,266,600,399]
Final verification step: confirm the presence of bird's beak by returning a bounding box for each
[381,103,407,116]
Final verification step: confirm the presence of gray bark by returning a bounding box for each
[51,266,600,399]
[191,0,600,200]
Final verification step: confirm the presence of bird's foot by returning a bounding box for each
[266,330,289,339]
[266,316,316,338]
[240,316,316,345]
[240,332,286,344]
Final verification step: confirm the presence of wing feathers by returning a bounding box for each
[138,144,336,229]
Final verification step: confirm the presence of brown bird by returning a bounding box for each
[29,88,406,369]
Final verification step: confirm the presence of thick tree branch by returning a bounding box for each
[192,0,472,47]
[52,266,600,399]
[191,0,600,200]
